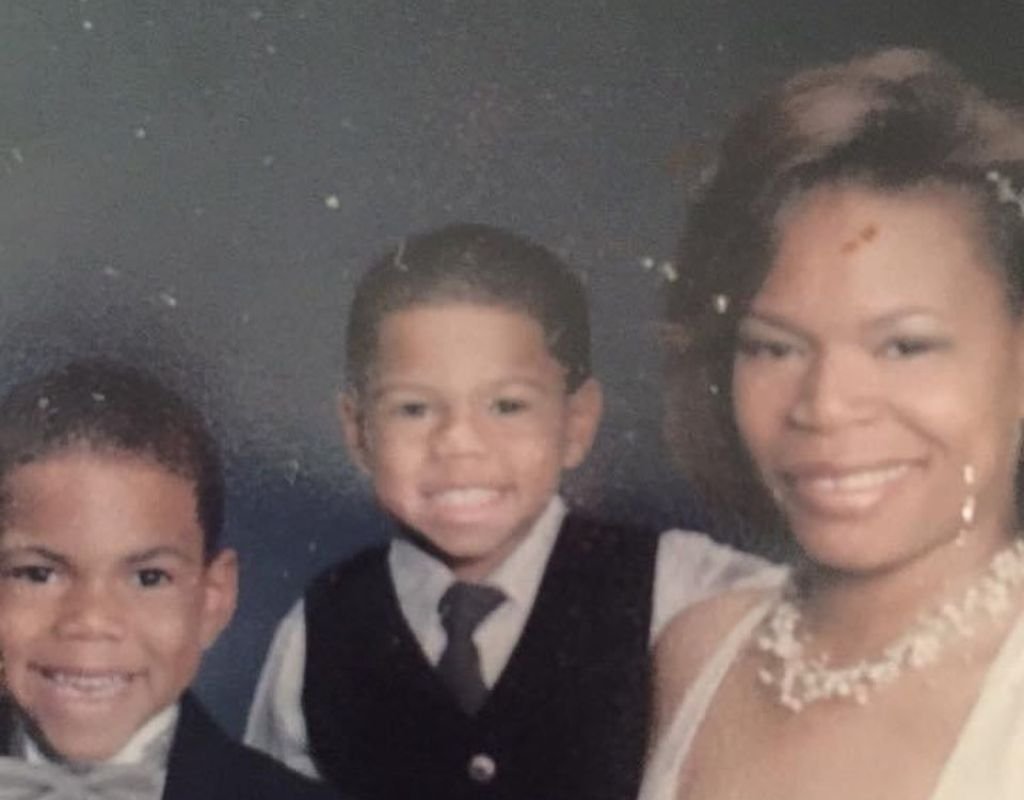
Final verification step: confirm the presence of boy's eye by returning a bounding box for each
[388,401,430,419]
[491,397,529,415]
[135,568,172,588]
[3,565,56,584]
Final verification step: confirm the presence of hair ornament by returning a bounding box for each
[986,170,1024,219]
[392,239,410,272]
[712,293,730,314]
[639,255,678,283]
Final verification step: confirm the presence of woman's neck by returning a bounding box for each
[796,521,1019,663]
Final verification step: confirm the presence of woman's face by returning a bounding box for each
[733,182,1024,574]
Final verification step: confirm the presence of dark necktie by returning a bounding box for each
[0,756,164,800]
[437,581,506,714]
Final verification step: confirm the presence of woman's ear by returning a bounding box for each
[562,377,604,470]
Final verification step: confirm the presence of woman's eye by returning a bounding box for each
[135,568,171,588]
[4,565,56,584]
[736,336,795,359]
[880,337,943,359]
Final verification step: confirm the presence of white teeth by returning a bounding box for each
[802,465,909,493]
[431,488,500,508]
[41,669,132,694]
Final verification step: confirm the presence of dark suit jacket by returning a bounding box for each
[0,692,339,799]
[163,693,340,800]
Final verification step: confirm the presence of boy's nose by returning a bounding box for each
[54,580,126,639]
[431,407,487,457]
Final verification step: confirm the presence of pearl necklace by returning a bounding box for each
[756,540,1024,712]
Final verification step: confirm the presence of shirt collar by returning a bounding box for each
[389,496,567,624]
[19,703,179,768]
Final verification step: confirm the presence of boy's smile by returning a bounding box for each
[0,448,237,763]
[341,303,602,580]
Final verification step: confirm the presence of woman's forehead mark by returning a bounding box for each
[839,223,879,255]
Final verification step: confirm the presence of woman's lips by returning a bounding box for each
[781,462,914,517]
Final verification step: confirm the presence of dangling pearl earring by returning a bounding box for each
[956,464,977,547]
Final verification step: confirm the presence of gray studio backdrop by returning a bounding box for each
[1,1,1021,732]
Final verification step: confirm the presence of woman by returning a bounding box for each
[644,48,1024,799]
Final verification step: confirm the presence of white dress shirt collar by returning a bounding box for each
[388,496,567,679]
[19,702,179,768]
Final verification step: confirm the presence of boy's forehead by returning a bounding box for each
[0,451,205,555]
[365,304,565,385]
[375,303,550,354]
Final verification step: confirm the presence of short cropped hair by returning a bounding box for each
[345,223,592,392]
[0,360,224,559]
[663,47,1024,531]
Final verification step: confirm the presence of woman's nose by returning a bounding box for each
[788,350,877,432]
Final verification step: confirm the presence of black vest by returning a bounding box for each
[303,513,658,800]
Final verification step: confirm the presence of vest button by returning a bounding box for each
[467,753,497,784]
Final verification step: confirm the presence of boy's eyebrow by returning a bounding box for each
[368,383,425,401]
[371,376,553,397]
[0,544,199,566]
[0,544,70,566]
[125,545,198,565]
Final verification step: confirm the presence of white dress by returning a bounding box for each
[638,597,1024,800]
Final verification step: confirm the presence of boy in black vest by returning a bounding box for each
[0,360,337,800]
[246,224,779,800]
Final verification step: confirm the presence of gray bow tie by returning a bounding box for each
[0,756,164,800]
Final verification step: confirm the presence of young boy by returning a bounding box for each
[0,360,337,800]
[246,224,780,800]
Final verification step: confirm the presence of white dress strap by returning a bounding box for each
[930,609,1024,799]
[638,598,774,800]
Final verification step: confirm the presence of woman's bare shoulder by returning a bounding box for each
[651,588,773,735]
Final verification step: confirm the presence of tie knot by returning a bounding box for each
[439,582,505,637]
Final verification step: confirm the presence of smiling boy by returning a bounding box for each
[0,360,336,800]
[246,224,780,800]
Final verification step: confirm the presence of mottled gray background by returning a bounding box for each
[1,0,1021,732]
